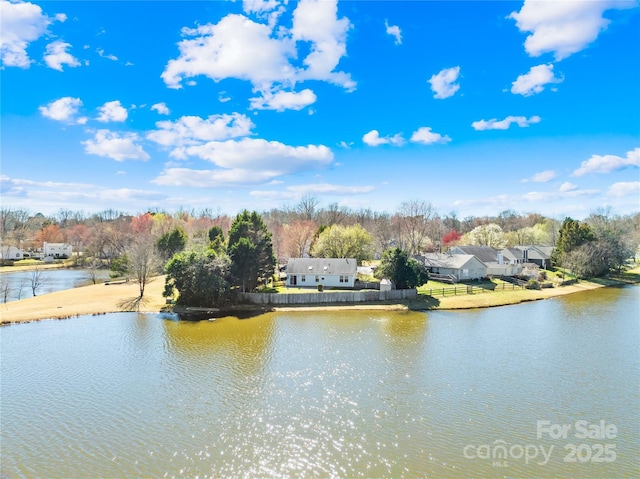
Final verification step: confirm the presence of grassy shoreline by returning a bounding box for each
[1,268,638,325]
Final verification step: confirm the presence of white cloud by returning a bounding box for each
[472,115,541,130]
[96,100,128,123]
[1,174,167,210]
[180,138,333,170]
[151,102,170,115]
[39,97,87,124]
[410,127,451,145]
[573,148,640,176]
[607,181,640,197]
[0,0,53,67]
[43,40,80,71]
[153,138,333,187]
[428,66,460,99]
[243,0,280,13]
[362,130,405,147]
[385,19,402,45]
[511,63,563,96]
[290,0,354,89]
[162,14,296,90]
[509,0,636,61]
[251,183,376,200]
[83,130,150,161]
[162,0,354,107]
[559,181,578,192]
[147,113,254,154]
[522,170,557,183]
[96,48,118,61]
[249,88,317,111]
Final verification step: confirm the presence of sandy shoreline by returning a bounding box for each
[2,272,633,324]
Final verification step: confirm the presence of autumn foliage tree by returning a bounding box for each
[442,230,462,248]
[34,224,65,246]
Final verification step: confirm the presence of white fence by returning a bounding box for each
[237,289,417,305]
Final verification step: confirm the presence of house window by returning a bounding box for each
[315,276,320,282]
[301,275,306,282]
[339,275,348,283]
[462,269,469,278]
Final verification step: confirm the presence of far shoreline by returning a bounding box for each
[2,268,638,325]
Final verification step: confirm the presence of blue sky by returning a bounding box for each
[1,0,639,220]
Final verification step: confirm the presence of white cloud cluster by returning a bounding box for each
[96,48,118,61]
[607,181,640,197]
[147,113,255,154]
[1,0,50,67]
[39,97,87,124]
[1,174,167,211]
[410,127,451,145]
[428,66,460,99]
[43,40,79,71]
[472,115,541,131]
[83,130,150,161]
[151,102,170,115]
[362,130,405,147]
[153,140,333,187]
[509,0,635,61]
[161,0,354,111]
[96,100,128,123]
[572,148,640,176]
[364,127,450,147]
[511,63,562,96]
[522,170,557,183]
[385,20,402,45]
[251,183,376,200]
[147,112,333,186]
[250,88,317,111]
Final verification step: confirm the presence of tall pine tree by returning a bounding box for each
[227,210,276,292]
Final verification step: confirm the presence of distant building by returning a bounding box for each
[286,258,357,288]
[43,242,72,259]
[0,245,24,260]
[419,253,487,282]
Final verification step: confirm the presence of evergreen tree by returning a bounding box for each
[552,217,596,266]
[156,227,187,260]
[376,247,429,289]
[227,210,275,292]
[164,248,230,307]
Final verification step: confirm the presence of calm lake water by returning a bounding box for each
[1,286,638,478]
[0,268,111,303]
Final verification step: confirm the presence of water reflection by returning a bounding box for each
[1,287,638,479]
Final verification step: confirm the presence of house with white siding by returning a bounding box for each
[286,258,357,288]
[43,242,72,259]
[419,253,487,282]
[0,245,24,260]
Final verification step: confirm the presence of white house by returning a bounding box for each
[450,245,524,277]
[0,245,24,260]
[286,258,357,288]
[420,253,487,281]
[43,242,72,259]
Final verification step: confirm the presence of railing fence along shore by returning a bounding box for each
[238,289,417,305]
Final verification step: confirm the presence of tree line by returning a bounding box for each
[1,200,638,306]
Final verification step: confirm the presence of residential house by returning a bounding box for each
[450,245,523,277]
[419,253,487,282]
[514,245,554,269]
[0,245,24,260]
[43,242,72,259]
[286,258,357,288]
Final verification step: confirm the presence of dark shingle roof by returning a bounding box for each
[449,245,498,263]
